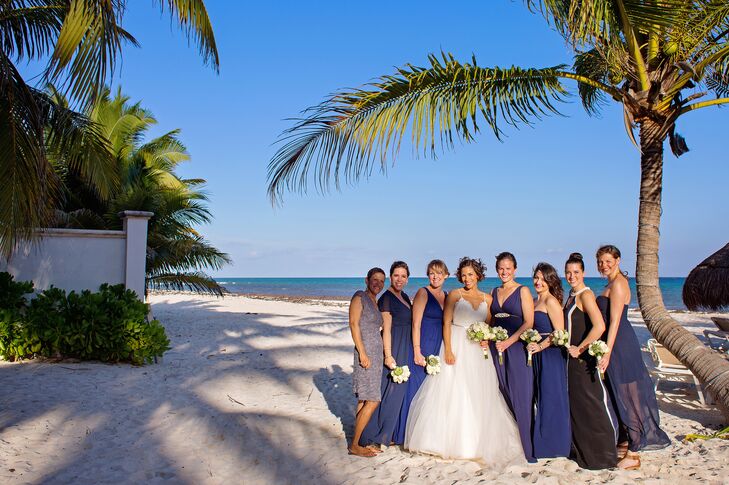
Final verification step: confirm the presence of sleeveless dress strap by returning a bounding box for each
[572,287,591,297]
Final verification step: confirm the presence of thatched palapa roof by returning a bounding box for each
[683,242,729,311]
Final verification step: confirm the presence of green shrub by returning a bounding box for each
[0,272,169,364]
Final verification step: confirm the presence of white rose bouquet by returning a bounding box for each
[390,365,411,383]
[551,329,570,348]
[425,355,441,375]
[588,340,610,380]
[467,322,494,359]
[491,326,509,365]
[520,329,542,366]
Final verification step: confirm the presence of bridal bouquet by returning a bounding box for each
[491,326,509,365]
[466,322,494,359]
[551,329,570,348]
[390,365,411,383]
[425,355,441,375]
[588,340,610,380]
[520,329,542,366]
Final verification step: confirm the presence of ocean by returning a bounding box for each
[216,277,689,310]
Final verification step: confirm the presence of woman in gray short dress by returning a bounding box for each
[348,267,386,457]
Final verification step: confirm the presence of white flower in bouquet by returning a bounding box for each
[588,340,610,380]
[390,365,411,383]
[425,355,441,375]
[491,326,509,365]
[466,322,493,359]
[520,329,542,366]
[551,329,570,347]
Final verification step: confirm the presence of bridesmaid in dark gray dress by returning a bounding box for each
[348,267,386,457]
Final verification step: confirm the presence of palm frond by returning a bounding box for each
[0,1,65,61]
[146,271,226,296]
[146,232,230,274]
[574,49,611,115]
[525,0,691,45]
[155,0,219,71]
[40,86,118,200]
[46,0,139,108]
[706,56,729,97]
[268,53,571,204]
[0,49,58,256]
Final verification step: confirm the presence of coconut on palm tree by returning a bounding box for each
[0,0,218,256]
[53,87,230,295]
[267,1,729,412]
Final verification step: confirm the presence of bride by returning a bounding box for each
[404,257,526,466]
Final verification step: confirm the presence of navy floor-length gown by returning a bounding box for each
[403,288,445,422]
[597,295,670,452]
[489,286,535,462]
[360,289,412,446]
[532,311,571,458]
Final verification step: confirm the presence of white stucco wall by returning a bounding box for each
[0,212,153,300]
[1,229,126,294]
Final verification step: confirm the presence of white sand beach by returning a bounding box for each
[1,293,727,484]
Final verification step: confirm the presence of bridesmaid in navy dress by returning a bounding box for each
[595,245,670,470]
[525,262,571,458]
[564,253,618,470]
[406,260,448,412]
[488,252,535,462]
[360,261,413,447]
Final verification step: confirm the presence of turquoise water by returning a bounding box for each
[216,277,688,310]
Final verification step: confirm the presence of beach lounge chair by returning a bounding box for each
[646,338,707,405]
[703,329,729,353]
[711,316,729,332]
[705,317,729,353]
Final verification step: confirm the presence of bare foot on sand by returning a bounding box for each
[348,445,377,457]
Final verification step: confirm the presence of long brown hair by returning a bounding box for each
[533,262,563,304]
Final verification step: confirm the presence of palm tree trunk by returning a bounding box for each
[636,119,729,415]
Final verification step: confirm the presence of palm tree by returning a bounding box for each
[267,1,729,411]
[0,0,218,256]
[54,87,230,295]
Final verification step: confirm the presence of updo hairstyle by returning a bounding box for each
[390,260,410,277]
[596,245,621,259]
[565,252,584,271]
[495,251,517,268]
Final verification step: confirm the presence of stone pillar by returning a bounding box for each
[121,211,154,301]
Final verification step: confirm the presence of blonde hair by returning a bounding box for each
[426,259,450,276]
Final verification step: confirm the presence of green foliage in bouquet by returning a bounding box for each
[0,272,169,365]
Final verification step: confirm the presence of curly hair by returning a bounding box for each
[456,257,486,282]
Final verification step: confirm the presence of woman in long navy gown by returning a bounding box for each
[564,253,618,470]
[405,260,448,417]
[360,261,413,447]
[489,252,535,462]
[525,262,571,458]
[595,245,670,469]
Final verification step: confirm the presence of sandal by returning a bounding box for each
[617,442,629,460]
[617,452,640,470]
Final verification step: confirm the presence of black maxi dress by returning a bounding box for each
[565,289,619,470]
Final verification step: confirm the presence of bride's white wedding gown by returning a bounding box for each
[404,295,526,466]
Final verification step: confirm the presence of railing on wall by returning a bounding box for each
[0,211,153,301]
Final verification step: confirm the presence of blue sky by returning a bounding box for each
[66,2,729,276]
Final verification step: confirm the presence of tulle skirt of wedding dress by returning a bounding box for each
[404,325,526,467]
